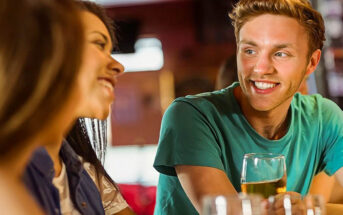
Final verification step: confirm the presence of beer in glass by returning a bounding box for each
[241,153,287,198]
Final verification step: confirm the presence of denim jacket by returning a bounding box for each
[23,141,105,215]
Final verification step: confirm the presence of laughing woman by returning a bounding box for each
[23,1,134,215]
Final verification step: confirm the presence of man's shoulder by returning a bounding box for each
[292,93,343,127]
[293,92,322,103]
[177,89,228,101]
[293,93,340,112]
[173,87,234,111]
[161,84,239,129]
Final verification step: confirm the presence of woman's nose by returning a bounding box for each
[108,55,124,76]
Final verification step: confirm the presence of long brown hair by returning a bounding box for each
[229,0,325,57]
[0,0,84,155]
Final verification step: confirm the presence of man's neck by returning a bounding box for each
[234,87,292,140]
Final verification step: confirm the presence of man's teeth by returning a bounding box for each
[254,81,276,90]
[99,79,114,91]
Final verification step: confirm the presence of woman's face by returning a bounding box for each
[78,11,124,120]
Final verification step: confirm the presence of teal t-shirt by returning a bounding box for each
[153,83,343,215]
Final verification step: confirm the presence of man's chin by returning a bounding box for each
[249,101,275,112]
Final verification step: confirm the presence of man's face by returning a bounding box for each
[237,14,313,112]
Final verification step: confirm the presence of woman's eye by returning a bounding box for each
[93,41,106,50]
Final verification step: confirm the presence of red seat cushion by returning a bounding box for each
[118,184,156,215]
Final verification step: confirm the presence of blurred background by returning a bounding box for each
[84,0,343,214]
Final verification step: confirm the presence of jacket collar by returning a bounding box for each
[29,147,55,180]
[29,140,83,180]
[59,140,83,175]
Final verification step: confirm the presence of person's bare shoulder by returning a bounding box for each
[0,171,44,215]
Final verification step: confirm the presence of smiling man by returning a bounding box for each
[153,0,343,214]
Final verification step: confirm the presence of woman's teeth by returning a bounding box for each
[254,81,276,90]
[99,79,114,91]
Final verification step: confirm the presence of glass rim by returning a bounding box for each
[243,153,285,160]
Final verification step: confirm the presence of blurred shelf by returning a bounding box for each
[332,48,343,59]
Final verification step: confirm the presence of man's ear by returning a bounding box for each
[305,49,321,76]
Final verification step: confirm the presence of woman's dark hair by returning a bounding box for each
[0,0,83,155]
[66,118,113,183]
[67,1,118,196]
[77,1,117,48]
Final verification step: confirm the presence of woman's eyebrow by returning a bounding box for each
[90,31,108,44]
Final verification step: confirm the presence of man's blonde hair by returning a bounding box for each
[229,0,326,56]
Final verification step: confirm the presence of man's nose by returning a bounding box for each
[253,53,273,75]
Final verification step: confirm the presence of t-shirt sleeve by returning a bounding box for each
[320,99,343,176]
[83,162,129,214]
[153,99,224,176]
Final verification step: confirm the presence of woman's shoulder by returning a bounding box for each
[0,170,44,215]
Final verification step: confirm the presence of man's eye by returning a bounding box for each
[275,52,288,57]
[245,49,256,55]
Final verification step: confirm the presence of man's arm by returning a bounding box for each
[329,167,343,203]
[175,165,237,213]
[309,172,335,202]
[334,167,343,187]
[316,167,343,214]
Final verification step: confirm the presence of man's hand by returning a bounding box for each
[266,192,305,215]
[175,165,237,213]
